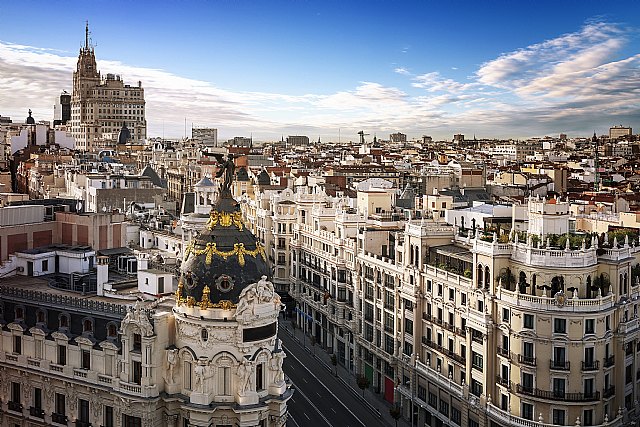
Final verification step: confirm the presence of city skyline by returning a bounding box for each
[0,1,639,141]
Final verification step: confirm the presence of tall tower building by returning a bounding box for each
[70,22,147,151]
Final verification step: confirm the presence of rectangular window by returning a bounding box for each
[583,409,593,426]
[522,372,533,390]
[34,387,42,409]
[472,352,483,372]
[11,382,20,403]
[502,308,510,322]
[553,378,566,397]
[78,399,89,422]
[82,350,91,370]
[552,409,566,425]
[184,361,192,390]
[104,406,114,427]
[42,260,49,272]
[461,293,466,305]
[522,402,534,420]
[585,319,595,334]
[524,314,534,329]
[133,333,142,352]
[553,318,566,334]
[55,393,66,416]
[13,335,21,354]
[256,363,264,391]
[219,367,231,396]
[471,379,483,397]
[132,361,142,385]
[58,345,67,366]
[123,415,142,427]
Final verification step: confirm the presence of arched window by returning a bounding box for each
[107,323,118,338]
[36,310,46,324]
[83,319,93,333]
[201,328,208,342]
[477,265,484,288]
[15,306,24,320]
[59,314,69,328]
[485,266,490,289]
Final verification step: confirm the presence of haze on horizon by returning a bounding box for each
[0,0,638,141]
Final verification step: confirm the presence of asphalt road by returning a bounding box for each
[281,330,386,427]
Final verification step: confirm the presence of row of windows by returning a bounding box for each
[8,306,118,336]
[8,381,139,426]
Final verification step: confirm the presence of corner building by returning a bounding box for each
[70,24,147,151]
[290,195,637,427]
[0,191,290,426]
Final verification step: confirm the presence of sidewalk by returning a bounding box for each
[280,319,411,427]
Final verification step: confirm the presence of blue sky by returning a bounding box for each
[1,1,639,141]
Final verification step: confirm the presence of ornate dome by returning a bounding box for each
[177,192,269,306]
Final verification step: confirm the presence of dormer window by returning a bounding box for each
[83,319,93,333]
[59,314,69,329]
[15,307,24,320]
[36,310,46,324]
[107,323,118,338]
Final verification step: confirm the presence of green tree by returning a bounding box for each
[356,375,370,397]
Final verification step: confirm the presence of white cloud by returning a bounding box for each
[0,20,638,140]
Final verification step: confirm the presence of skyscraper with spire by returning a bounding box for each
[70,22,147,151]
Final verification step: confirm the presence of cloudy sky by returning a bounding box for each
[0,1,639,141]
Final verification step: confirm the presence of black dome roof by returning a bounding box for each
[179,193,270,304]
[118,122,131,145]
[257,169,270,185]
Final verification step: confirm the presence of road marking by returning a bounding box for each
[284,343,367,427]
[289,414,302,427]
[331,408,337,414]
[316,392,322,397]
[289,380,332,427]
[303,377,308,383]
[305,413,310,420]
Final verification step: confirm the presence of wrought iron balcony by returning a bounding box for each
[29,406,44,418]
[8,401,23,412]
[496,375,511,389]
[603,385,615,398]
[549,359,570,371]
[516,384,600,402]
[581,360,599,371]
[52,413,68,424]
[518,354,536,366]
[604,355,615,368]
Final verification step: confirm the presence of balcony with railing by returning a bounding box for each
[496,375,511,389]
[516,384,600,402]
[604,355,615,368]
[582,360,599,372]
[497,347,510,358]
[518,354,536,366]
[549,359,570,371]
[487,402,624,427]
[497,286,615,312]
[52,413,68,424]
[603,385,615,399]
[30,406,45,418]
[8,401,23,412]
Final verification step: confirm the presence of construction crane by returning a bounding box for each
[357,130,370,145]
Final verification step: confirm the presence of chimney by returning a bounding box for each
[96,256,109,296]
